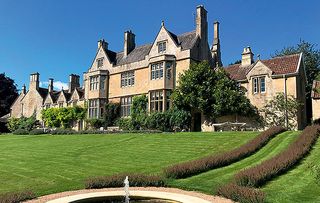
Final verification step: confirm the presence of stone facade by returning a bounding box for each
[10,5,216,131]
[222,48,307,130]
[9,5,308,131]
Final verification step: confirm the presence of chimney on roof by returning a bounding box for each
[242,46,254,66]
[29,72,39,91]
[98,39,108,50]
[48,78,54,93]
[195,5,209,61]
[69,74,80,93]
[124,30,135,57]
[211,21,222,67]
[21,84,26,94]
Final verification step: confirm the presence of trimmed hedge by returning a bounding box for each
[164,126,285,178]
[0,191,35,203]
[85,173,166,189]
[217,183,265,203]
[235,125,320,187]
[12,129,29,135]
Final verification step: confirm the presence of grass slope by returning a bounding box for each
[262,136,320,203]
[168,131,299,194]
[0,132,257,196]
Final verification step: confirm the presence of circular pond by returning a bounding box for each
[70,195,179,203]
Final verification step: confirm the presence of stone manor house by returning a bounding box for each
[9,5,307,131]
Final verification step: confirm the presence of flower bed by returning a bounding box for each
[164,126,285,179]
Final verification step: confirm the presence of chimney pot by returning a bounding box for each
[124,30,136,57]
[241,46,254,66]
[48,78,54,93]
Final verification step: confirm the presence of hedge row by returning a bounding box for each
[235,125,320,187]
[12,128,163,135]
[217,125,320,203]
[164,126,285,179]
[217,183,265,203]
[85,173,166,189]
[0,191,35,203]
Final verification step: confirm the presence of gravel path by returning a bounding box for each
[25,187,233,203]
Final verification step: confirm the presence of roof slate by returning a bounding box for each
[224,53,301,81]
[104,30,197,66]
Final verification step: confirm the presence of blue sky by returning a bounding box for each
[0,0,319,91]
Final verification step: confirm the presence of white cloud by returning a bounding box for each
[40,81,68,90]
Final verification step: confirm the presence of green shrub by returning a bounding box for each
[86,119,104,129]
[12,129,29,135]
[104,103,120,127]
[0,190,35,203]
[85,173,166,189]
[29,129,46,135]
[50,128,76,135]
[116,117,134,130]
[131,95,148,130]
[146,112,170,131]
[7,115,38,132]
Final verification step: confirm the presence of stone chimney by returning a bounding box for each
[98,39,108,50]
[48,78,54,93]
[195,5,209,61]
[69,74,80,93]
[21,84,26,94]
[211,21,222,67]
[29,72,39,91]
[242,46,254,66]
[124,30,135,57]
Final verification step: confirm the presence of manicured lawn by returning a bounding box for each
[0,131,257,196]
[262,134,320,203]
[168,131,300,193]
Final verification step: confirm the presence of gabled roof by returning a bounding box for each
[261,53,301,75]
[76,87,85,99]
[224,53,302,81]
[38,87,49,99]
[312,80,320,99]
[62,90,71,101]
[101,30,197,66]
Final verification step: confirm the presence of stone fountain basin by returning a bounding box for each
[46,190,211,203]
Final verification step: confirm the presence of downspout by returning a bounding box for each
[283,74,288,129]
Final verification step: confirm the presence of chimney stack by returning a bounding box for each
[211,21,222,67]
[21,84,26,94]
[48,78,54,93]
[124,30,135,57]
[242,47,254,66]
[195,5,208,61]
[29,72,40,91]
[98,39,108,50]
[69,74,80,93]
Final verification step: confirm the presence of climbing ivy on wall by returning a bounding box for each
[41,106,86,128]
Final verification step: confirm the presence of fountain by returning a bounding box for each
[124,176,130,203]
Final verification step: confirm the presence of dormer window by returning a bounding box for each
[158,41,166,53]
[97,58,104,68]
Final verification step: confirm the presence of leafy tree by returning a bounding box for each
[131,95,148,129]
[0,73,18,117]
[103,103,120,127]
[273,40,320,123]
[172,61,260,121]
[260,93,301,130]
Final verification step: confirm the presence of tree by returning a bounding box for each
[131,95,148,129]
[0,73,18,117]
[172,61,260,121]
[260,93,301,130]
[273,40,320,123]
[103,103,120,127]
